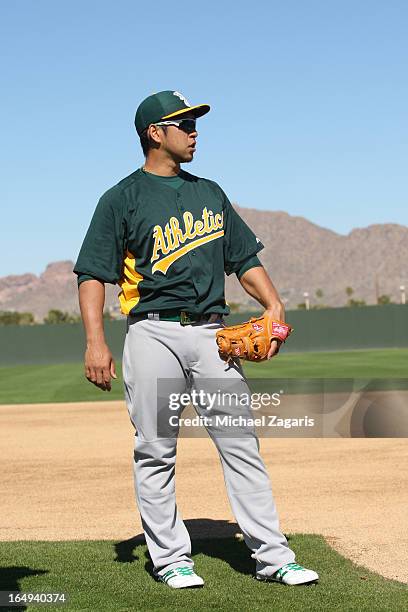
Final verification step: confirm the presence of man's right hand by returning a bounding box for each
[84,340,117,391]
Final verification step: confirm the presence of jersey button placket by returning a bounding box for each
[177,193,199,290]
[176,192,201,296]
[176,193,185,213]
[177,194,191,269]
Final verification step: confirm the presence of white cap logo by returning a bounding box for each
[173,91,191,106]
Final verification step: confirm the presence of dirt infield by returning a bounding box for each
[0,400,407,583]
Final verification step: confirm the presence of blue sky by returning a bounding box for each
[0,0,407,277]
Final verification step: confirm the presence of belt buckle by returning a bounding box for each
[180,311,193,326]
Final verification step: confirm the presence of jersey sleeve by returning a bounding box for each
[76,273,104,286]
[222,191,264,276]
[73,187,127,285]
[236,255,263,279]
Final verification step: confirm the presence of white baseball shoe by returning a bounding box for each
[159,566,204,589]
[256,562,319,586]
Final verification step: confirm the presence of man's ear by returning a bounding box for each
[148,124,163,146]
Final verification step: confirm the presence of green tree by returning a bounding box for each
[297,302,307,310]
[18,312,35,325]
[315,288,324,299]
[345,287,354,298]
[44,309,68,324]
[0,311,19,325]
[377,294,392,305]
[43,309,80,324]
[0,310,35,325]
[347,298,366,307]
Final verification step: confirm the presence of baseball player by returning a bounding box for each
[74,90,318,589]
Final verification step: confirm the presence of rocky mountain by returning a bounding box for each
[0,262,119,322]
[231,207,408,309]
[1,206,406,320]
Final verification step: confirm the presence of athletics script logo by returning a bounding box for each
[150,207,224,274]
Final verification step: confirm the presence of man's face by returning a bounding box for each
[150,113,198,163]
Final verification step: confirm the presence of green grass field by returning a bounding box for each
[0,535,406,611]
[0,348,407,404]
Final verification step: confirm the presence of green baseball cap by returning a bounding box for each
[135,90,210,136]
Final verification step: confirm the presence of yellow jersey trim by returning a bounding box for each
[118,251,144,315]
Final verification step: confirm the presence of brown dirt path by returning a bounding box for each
[0,401,407,583]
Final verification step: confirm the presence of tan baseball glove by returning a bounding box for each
[216,314,293,362]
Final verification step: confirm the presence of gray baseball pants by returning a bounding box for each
[122,317,296,578]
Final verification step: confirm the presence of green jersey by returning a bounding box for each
[74,168,264,316]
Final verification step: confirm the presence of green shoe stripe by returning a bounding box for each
[275,569,288,580]
[162,566,194,582]
[274,562,307,580]
[162,570,176,583]
[176,567,194,576]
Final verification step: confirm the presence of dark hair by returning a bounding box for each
[139,125,167,157]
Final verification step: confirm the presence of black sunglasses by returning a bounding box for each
[154,118,197,134]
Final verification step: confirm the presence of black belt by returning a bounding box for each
[128,310,221,326]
